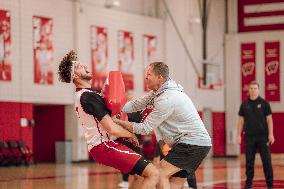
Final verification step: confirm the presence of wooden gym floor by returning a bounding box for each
[0,154,283,189]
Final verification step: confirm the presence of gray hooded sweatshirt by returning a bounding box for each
[122,79,212,147]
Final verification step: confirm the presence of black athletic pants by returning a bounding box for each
[244,136,273,188]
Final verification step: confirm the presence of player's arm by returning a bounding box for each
[100,114,135,138]
[80,92,137,140]
[112,117,134,133]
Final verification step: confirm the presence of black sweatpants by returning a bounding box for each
[244,136,273,187]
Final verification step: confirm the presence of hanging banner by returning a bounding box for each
[241,43,256,101]
[143,35,157,91]
[90,26,108,91]
[0,9,12,81]
[33,16,53,85]
[265,41,280,101]
[118,30,134,90]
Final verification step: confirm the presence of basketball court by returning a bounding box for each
[1,0,284,188]
[0,155,283,189]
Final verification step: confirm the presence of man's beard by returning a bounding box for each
[81,74,92,81]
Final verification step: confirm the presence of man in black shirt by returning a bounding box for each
[238,81,275,189]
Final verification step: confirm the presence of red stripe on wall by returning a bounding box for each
[212,112,226,156]
[244,10,284,17]
[240,24,284,32]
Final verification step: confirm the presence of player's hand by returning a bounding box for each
[268,134,275,145]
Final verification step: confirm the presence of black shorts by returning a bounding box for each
[164,143,211,178]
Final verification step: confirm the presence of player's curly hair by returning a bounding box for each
[58,50,77,83]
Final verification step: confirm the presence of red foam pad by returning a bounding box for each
[102,71,127,116]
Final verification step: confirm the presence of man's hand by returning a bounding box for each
[115,112,121,119]
[112,116,134,133]
[112,116,120,123]
[268,134,275,145]
[130,134,140,147]
[237,135,242,145]
[162,144,171,156]
[122,134,140,147]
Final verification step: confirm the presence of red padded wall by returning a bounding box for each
[270,113,284,153]
[212,112,226,156]
[0,102,33,149]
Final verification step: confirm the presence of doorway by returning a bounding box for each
[33,105,65,162]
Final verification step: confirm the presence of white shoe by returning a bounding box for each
[183,182,189,187]
[118,181,129,188]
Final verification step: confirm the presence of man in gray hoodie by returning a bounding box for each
[113,62,212,189]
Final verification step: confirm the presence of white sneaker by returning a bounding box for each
[118,181,129,188]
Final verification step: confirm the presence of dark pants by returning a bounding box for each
[244,136,273,188]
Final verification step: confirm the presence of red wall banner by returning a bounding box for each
[90,26,108,91]
[241,43,256,101]
[33,16,53,85]
[118,30,134,90]
[0,9,12,81]
[264,41,280,101]
[143,35,157,91]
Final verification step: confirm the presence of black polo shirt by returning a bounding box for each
[238,96,272,137]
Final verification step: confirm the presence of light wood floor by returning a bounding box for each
[0,154,283,189]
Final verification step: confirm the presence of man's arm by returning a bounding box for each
[153,128,162,142]
[266,115,275,144]
[237,116,244,144]
[115,96,173,135]
[122,91,155,113]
